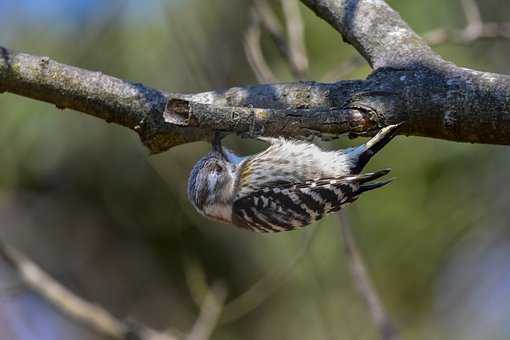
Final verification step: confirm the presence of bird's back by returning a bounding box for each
[230,138,365,232]
[227,125,400,232]
[235,138,354,198]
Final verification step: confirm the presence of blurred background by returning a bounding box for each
[1,0,510,339]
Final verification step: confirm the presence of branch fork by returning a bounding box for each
[2,1,510,154]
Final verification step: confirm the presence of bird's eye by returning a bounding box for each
[214,164,224,173]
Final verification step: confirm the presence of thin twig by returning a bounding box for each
[254,0,286,49]
[247,0,308,79]
[244,8,277,83]
[186,284,226,340]
[461,0,482,33]
[423,0,510,45]
[281,0,309,78]
[337,212,399,340]
[0,239,178,340]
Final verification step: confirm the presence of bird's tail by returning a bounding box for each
[343,169,394,199]
[349,123,403,174]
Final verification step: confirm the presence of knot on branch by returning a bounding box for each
[164,98,193,126]
[341,89,399,135]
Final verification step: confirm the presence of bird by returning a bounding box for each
[187,124,401,232]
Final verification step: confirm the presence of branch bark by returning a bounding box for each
[2,1,510,153]
[300,0,441,69]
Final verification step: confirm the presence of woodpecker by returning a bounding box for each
[187,124,401,232]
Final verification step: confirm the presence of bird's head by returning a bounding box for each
[187,136,241,222]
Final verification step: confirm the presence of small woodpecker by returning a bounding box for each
[187,124,401,232]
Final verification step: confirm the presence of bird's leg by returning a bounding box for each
[212,131,226,152]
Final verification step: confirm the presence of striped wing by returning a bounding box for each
[232,170,391,232]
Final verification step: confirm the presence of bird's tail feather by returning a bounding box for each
[357,178,394,194]
[344,169,391,184]
[343,169,394,196]
[351,123,403,173]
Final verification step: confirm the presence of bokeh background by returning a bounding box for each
[1,0,510,339]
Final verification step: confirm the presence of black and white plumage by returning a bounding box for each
[187,124,401,232]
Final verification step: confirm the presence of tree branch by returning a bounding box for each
[299,0,441,69]
[244,6,278,83]
[0,240,179,340]
[423,0,510,45]
[3,41,510,152]
[338,212,399,340]
[281,0,309,77]
[2,1,510,151]
[186,284,226,340]
[0,45,374,152]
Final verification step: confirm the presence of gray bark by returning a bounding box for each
[2,0,510,153]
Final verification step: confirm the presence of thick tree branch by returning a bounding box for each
[0,46,208,153]
[0,46,375,153]
[3,42,510,151]
[300,0,441,69]
[2,1,510,150]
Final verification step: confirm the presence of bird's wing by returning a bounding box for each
[232,170,391,232]
[235,140,332,198]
